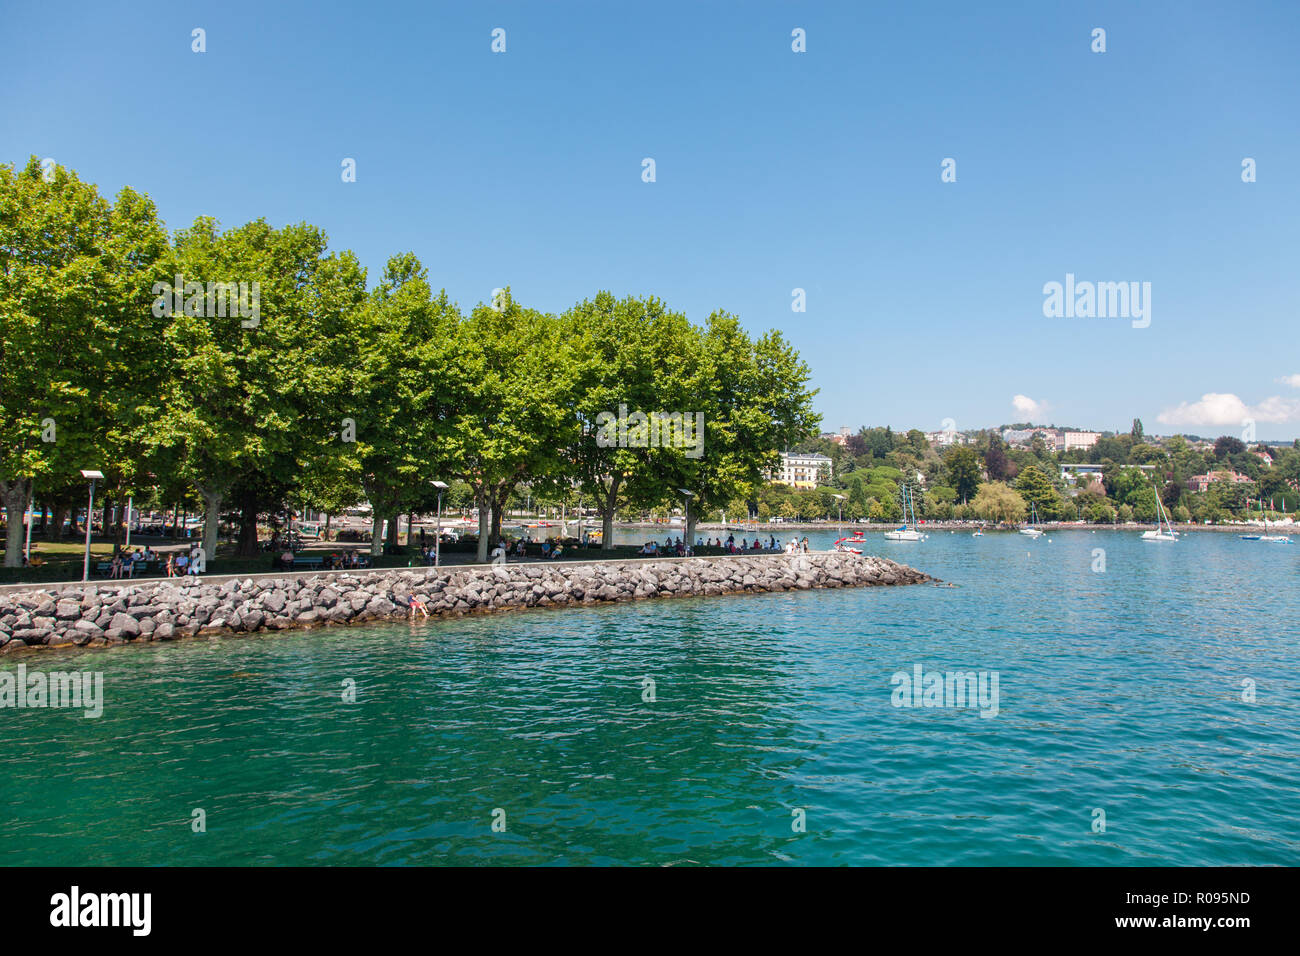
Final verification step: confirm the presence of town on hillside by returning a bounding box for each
[765,420,1297,526]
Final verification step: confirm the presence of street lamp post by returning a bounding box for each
[80,470,104,582]
[431,481,449,567]
[833,494,846,536]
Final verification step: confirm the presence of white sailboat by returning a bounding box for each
[884,484,927,541]
[1018,501,1044,537]
[1140,486,1178,542]
[1243,497,1291,543]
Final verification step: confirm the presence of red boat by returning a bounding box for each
[833,536,863,555]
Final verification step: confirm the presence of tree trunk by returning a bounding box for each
[686,506,699,553]
[369,513,385,557]
[197,486,223,565]
[600,474,621,551]
[1,479,30,568]
[475,490,490,563]
[236,493,260,556]
[100,495,114,554]
[385,513,400,550]
[108,496,124,555]
[490,488,508,547]
[51,503,68,541]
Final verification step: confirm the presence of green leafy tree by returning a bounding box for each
[659,313,819,544]
[1015,464,1064,519]
[0,157,169,566]
[338,253,461,555]
[971,481,1027,525]
[143,217,369,557]
[563,293,695,550]
[444,290,575,562]
[944,445,982,504]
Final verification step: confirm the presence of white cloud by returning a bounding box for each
[1277,374,1300,388]
[1011,394,1045,418]
[1156,392,1300,426]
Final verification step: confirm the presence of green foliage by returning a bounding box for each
[1,160,822,567]
[943,446,981,503]
[971,481,1026,525]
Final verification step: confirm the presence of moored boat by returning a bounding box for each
[1019,502,1044,537]
[884,485,927,541]
[1141,485,1178,542]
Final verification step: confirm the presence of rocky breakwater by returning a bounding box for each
[0,552,933,652]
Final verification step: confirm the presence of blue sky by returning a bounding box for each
[4,0,1299,439]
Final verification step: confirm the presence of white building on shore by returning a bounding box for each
[772,451,833,488]
[1063,430,1102,451]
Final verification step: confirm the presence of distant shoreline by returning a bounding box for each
[661,521,1295,536]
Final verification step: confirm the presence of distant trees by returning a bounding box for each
[1014,464,1065,519]
[971,482,1027,525]
[983,435,1016,482]
[944,446,982,504]
[1214,436,1246,460]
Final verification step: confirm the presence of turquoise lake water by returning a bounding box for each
[2,529,1297,866]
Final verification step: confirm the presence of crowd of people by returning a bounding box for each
[107,546,159,578]
[635,533,814,557]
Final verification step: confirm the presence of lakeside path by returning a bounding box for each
[0,552,936,655]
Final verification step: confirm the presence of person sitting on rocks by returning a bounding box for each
[406,594,429,619]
